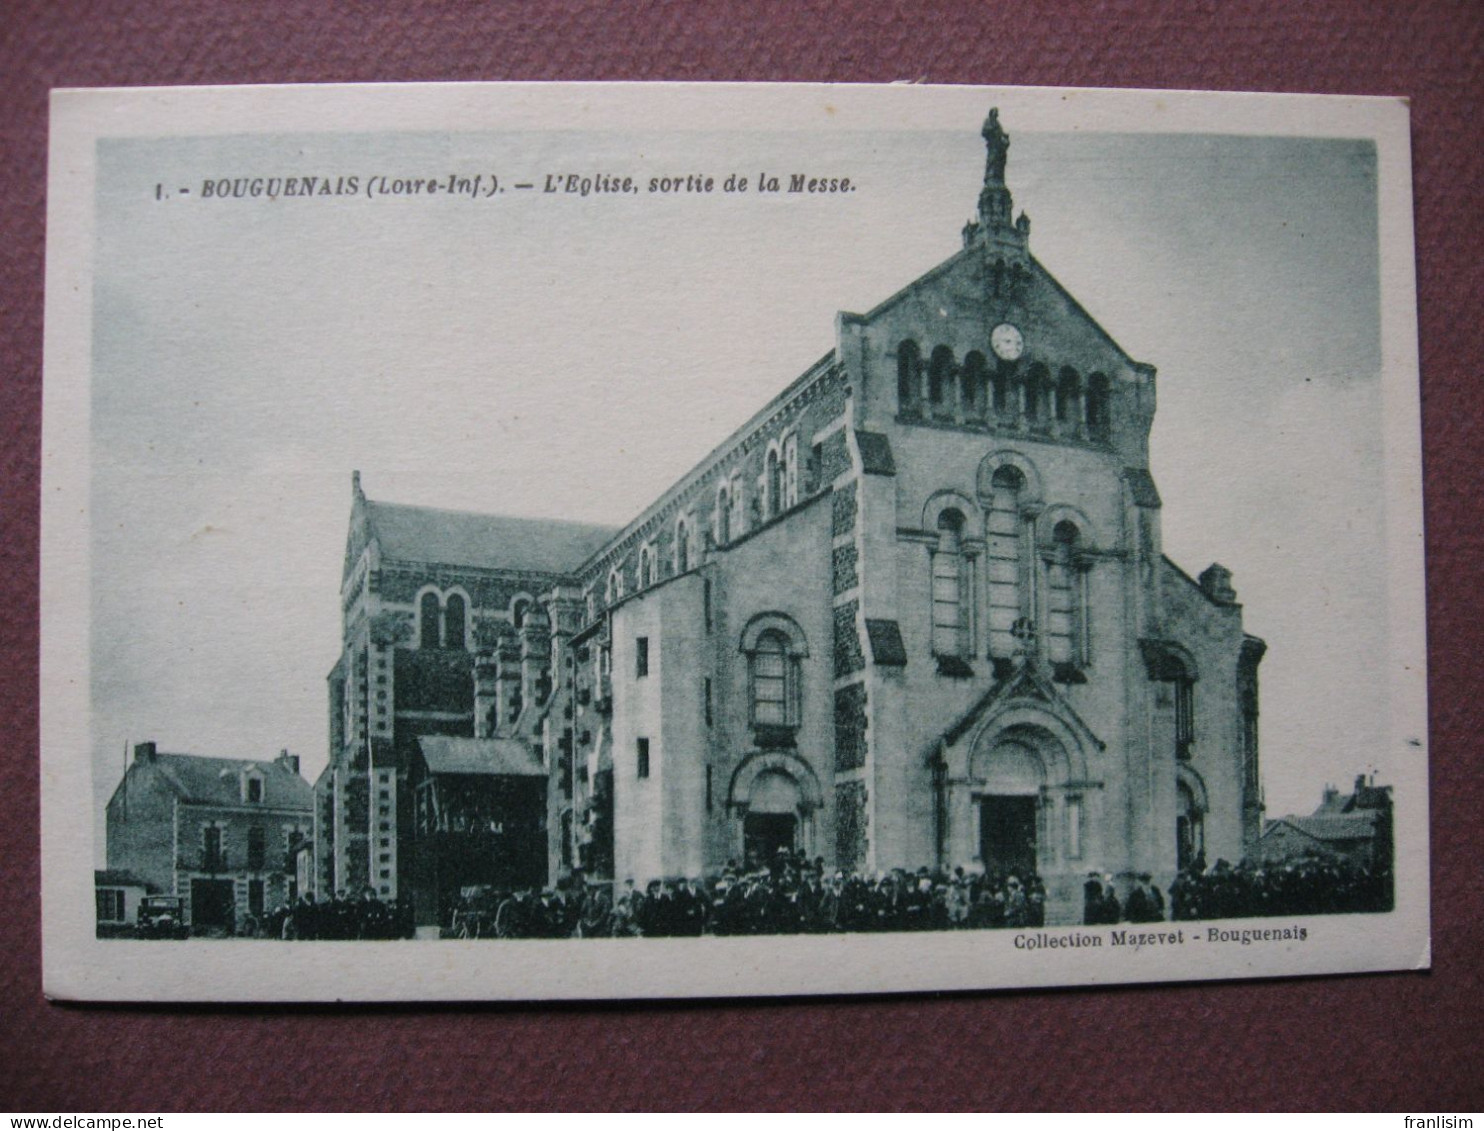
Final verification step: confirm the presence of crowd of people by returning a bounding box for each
[259,890,417,940]
[1167,855,1393,920]
[449,852,1054,939]
[243,849,1391,941]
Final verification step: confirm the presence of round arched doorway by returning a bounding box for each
[744,770,802,869]
[973,734,1046,878]
[729,751,824,870]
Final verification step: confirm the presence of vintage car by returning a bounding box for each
[135,895,191,940]
[449,885,504,939]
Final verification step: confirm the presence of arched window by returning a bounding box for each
[675,519,689,574]
[751,630,791,727]
[1056,367,1081,426]
[928,345,954,411]
[639,546,652,588]
[962,351,988,421]
[1147,647,1196,762]
[1024,363,1050,426]
[741,614,807,735]
[991,360,1011,419]
[932,509,968,658]
[1086,373,1111,440]
[606,567,623,607]
[1175,667,1194,762]
[1045,520,1085,667]
[765,447,782,518]
[986,465,1027,660]
[716,485,731,546]
[419,592,441,649]
[444,593,466,650]
[511,597,530,630]
[730,475,746,538]
[783,434,799,508]
[897,340,921,414]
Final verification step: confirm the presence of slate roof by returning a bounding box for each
[95,869,151,889]
[1266,812,1380,844]
[145,753,313,811]
[855,431,897,476]
[366,500,617,576]
[1124,468,1162,509]
[419,735,547,778]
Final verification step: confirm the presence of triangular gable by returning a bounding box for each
[941,662,1105,753]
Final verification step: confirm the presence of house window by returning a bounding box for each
[607,568,624,606]
[751,631,790,726]
[636,636,650,678]
[932,509,968,658]
[636,737,650,779]
[248,879,265,917]
[96,889,124,922]
[703,577,713,634]
[247,825,266,870]
[420,592,442,649]
[639,546,652,588]
[202,825,225,871]
[704,677,713,727]
[986,465,1028,659]
[675,520,689,574]
[444,593,466,650]
[246,776,263,803]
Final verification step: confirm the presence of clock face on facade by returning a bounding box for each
[990,322,1024,361]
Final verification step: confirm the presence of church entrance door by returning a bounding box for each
[980,795,1038,878]
[743,813,797,870]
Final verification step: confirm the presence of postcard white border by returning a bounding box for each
[42,82,1428,1001]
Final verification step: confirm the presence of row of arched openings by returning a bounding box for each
[418,591,537,651]
[930,467,1091,669]
[898,340,1111,440]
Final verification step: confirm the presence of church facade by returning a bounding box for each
[317,110,1265,928]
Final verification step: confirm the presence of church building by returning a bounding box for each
[318,109,1265,928]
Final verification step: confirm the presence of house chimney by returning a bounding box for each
[134,741,157,763]
[278,748,301,775]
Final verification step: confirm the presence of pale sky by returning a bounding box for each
[90,117,1393,857]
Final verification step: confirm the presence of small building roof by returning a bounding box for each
[366,500,616,576]
[143,751,313,811]
[1264,812,1379,844]
[419,735,547,778]
[95,869,151,889]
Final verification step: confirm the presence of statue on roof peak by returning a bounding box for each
[982,107,1010,185]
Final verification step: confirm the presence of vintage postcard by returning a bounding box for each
[41,82,1428,1001]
